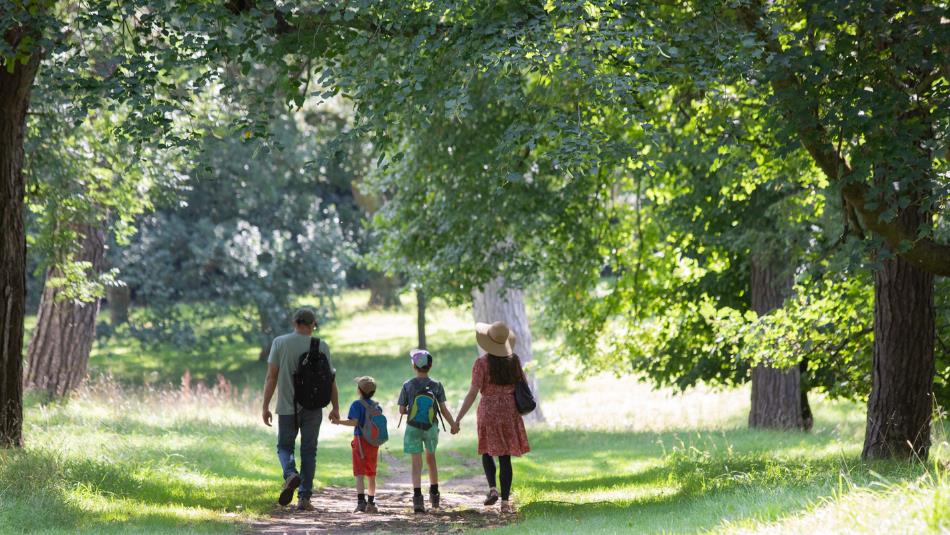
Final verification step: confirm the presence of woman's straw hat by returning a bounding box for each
[475,321,516,357]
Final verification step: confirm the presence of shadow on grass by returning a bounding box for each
[484,427,927,534]
[528,466,673,493]
[4,410,360,535]
[0,447,239,534]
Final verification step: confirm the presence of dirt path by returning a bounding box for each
[248,451,515,534]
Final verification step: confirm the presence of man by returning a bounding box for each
[262,307,340,511]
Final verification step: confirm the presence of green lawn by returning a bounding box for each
[2,290,948,533]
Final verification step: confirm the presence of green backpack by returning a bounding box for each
[406,385,444,431]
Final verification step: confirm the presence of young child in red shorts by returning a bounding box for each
[335,376,381,513]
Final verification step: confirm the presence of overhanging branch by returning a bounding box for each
[737,0,950,276]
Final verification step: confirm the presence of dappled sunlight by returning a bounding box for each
[718,475,950,534]
[68,490,248,530]
[535,483,679,506]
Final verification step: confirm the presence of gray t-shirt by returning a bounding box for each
[398,377,447,408]
[267,332,333,415]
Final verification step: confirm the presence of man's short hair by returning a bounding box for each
[293,308,317,326]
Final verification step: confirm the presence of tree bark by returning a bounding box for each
[107,285,130,327]
[24,225,107,397]
[367,273,401,308]
[800,359,814,431]
[416,289,427,350]
[0,37,40,447]
[748,258,805,430]
[863,239,935,459]
[472,277,543,422]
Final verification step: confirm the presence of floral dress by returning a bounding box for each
[472,355,531,456]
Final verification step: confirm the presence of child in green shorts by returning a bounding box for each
[398,349,457,513]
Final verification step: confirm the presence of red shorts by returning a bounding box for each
[351,436,379,477]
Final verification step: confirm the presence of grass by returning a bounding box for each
[3,289,949,534]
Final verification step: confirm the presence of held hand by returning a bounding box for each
[262,408,273,427]
[451,421,461,435]
[328,408,340,424]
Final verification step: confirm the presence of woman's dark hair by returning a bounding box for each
[487,354,524,386]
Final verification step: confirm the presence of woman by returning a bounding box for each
[453,320,531,513]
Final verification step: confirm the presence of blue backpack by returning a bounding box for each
[358,399,389,447]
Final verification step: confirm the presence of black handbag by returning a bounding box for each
[514,379,536,415]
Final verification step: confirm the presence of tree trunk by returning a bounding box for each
[367,273,401,308]
[748,258,805,430]
[24,225,107,397]
[416,289,427,350]
[0,42,39,448]
[472,277,543,422]
[862,251,935,459]
[107,285,130,327]
[800,359,814,431]
[257,304,277,362]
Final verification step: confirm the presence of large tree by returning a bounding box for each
[22,89,164,397]
[23,224,106,397]
[618,88,826,431]
[729,0,949,459]
[747,257,802,429]
[0,12,40,447]
[1,0,249,445]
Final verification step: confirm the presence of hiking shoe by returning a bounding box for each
[278,473,301,506]
[365,502,378,514]
[296,497,314,511]
[500,500,513,514]
[429,491,441,509]
[484,488,499,506]
[413,494,425,513]
[354,500,367,513]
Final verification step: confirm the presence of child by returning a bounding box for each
[335,376,383,513]
[398,349,456,514]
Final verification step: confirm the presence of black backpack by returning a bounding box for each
[293,338,335,411]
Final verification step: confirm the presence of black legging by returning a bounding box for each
[482,454,513,500]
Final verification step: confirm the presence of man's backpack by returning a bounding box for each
[407,384,443,431]
[358,399,389,447]
[293,338,335,411]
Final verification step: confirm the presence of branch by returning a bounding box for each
[737,0,950,276]
[801,326,872,363]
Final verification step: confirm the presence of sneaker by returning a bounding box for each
[354,500,367,513]
[278,473,301,506]
[483,488,499,506]
[296,497,314,511]
[500,500,513,514]
[413,494,425,513]
[429,491,441,509]
[365,502,378,514]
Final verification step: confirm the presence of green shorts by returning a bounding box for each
[403,425,439,454]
